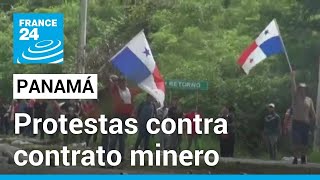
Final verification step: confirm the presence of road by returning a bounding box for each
[220,157,320,169]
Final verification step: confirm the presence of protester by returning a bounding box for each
[157,102,169,150]
[0,98,7,135]
[282,107,293,153]
[134,94,157,150]
[219,105,236,157]
[25,99,35,137]
[108,74,140,163]
[9,100,17,118]
[185,107,202,150]
[2,103,10,135]
[168,98,183,152]
[16,100,29,136]
[81,100,91,115]
[82,99,101,147]
[34,99,47,140]
[81,100,92,145]
[263,103,281,160]
[290,70,316,164]
[46,100,61,140]
[8,100,18,135]
[283,107,293,136]
[60,99,81,145]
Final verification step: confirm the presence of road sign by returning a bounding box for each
[165,80,208,91]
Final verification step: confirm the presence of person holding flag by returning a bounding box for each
[110,31,165,107]
[108,31,165,164]
[238,19,317,164]
[237,19,291,74]
[107,75,140,164]
[290,70,316,164]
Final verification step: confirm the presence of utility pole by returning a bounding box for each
[78,0,87,74]
[314,57,320,151]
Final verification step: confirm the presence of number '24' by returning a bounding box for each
[19,28,39,40]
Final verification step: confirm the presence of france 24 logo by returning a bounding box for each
[13,13,64,64]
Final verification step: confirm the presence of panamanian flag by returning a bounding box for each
[237,19,285,74]
[110,31,165,106]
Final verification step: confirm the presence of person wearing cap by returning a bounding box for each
[290,70,316,164]
[263,103,281,160]
[107,74,141,163]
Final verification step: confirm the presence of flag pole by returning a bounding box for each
[274,19,292,72]
[315,56,320,151]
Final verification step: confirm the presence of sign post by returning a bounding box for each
[196,89,199,111]
[165,79,208,109]
[315,57,320,151]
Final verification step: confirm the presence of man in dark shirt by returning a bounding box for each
[157,102,169,150]
[25,100,35,137]
[17,100,28,136]
[134,94,157,150]
[219,105,236,157]
[264,103,281,160]
[61,100,80,145]
[34,100,47,140]
[168,98,183,152]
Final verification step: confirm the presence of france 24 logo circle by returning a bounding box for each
[13,13,64,64]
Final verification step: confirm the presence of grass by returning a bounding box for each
[309,151,320,163]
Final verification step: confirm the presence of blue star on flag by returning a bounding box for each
[143,47,150,57]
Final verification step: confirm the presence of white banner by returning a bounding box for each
[13,74,98,99]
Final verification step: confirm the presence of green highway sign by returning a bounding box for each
[165,80,209,91]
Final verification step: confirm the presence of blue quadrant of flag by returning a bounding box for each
[111,47,151,84]
[259,36,284,57]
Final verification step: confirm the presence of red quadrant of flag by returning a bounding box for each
[237,42,258,66]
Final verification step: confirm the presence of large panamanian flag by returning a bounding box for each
[237,19,285,74]
[110,31,165,106]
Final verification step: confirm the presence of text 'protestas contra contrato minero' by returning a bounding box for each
[14,113,227,167]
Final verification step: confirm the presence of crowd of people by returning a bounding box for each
[0,69,317,165]
[262,70,316,164]
[0,99,100,146]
